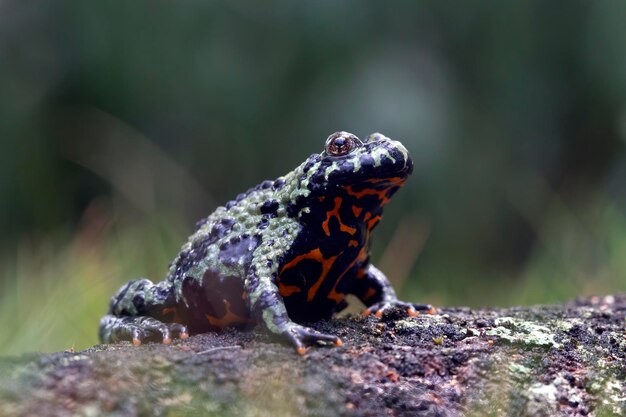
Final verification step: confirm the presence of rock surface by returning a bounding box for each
[1,295,625,417]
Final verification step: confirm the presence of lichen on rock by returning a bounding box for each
[0,295,625,417]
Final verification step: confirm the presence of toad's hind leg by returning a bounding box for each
[99,278,189,345]
[99,315,188,345]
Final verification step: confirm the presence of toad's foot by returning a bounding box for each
[363,301,436,318]
[283,324,343,356]
[99,315,189,346]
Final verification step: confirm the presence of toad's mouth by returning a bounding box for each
[362,176,408,187]
[340,176,409,204]
[345,174,409,189]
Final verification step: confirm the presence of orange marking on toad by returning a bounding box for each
[367,176,406,185]
[327,249,366,303]
[367,215,382,230]
[322,197,357,237]
[161,307,182,323]
[363,287,377,302]
[278,283,302,297]
[162,307,176,316]
[280,248,340,302]
[205,300,252,328]
[343,179,405,206]
[357,246,369,263]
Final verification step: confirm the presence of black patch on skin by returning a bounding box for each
[257,217,270,229]
[326,160,356,184]
[221,218,236,227]
[339,160,355,172]
[286,194,309,219]
[195,217,209,230]
[294,194,307,208]
[279,259,321,289]
[246,267,260,292]
[132,293,145,310]
[302,154,321,174]
[251,180,273,192]
[286,203,300,218]
[225,186,257,210]
[151,285,174,306]
[169,231,222,282]
[387,146,413,174]
[360,153,375,168]
[384,187,401,201]
[219,235,260,268]
[109,281,133,313]
[307,181,325,195]
[284,296,338,322]
[108,278,179,319]
[309,171,324,186]
[225,180,276,211]
[272,178,285,190]
[304,158,331,189]
[379,151,395,167]
[209,218,235,241]
[345,181,372,193]
[260,200,279,215]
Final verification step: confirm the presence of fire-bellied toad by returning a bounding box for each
[99,132,435,354]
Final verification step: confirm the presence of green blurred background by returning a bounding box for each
[1,0,626,355]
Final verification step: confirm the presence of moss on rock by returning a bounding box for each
[0,295,625,417]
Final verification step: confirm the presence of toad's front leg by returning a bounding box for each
[245,261,342,355]
[352,264,436,318]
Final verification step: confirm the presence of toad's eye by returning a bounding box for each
[325,132,362,157]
